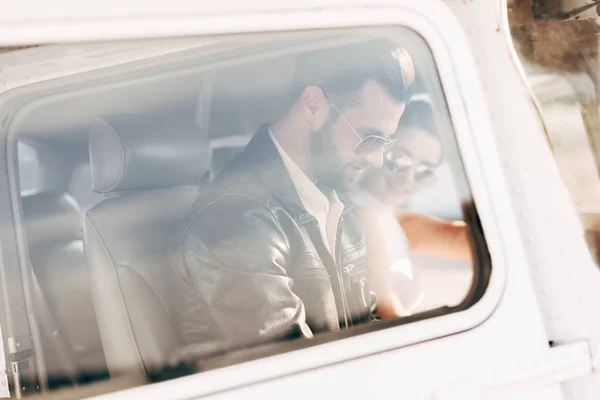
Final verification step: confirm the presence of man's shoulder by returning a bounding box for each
[185,173,270,220]
[176,184,291,269]
[178,164,282,237]
[197,162,271,211]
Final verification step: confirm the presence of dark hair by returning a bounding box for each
[290,40,415,110]
[397,98,437,137]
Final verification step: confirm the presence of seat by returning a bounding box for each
[83,113,212,378]
[22,191,108,386]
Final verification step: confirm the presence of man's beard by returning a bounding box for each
[309,116,358,193]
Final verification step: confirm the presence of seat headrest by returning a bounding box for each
[89,114,211,194]
[22,192,82,246]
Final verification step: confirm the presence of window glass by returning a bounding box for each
[404,161,473,312]
[17,141,40,194]
[508,1,600,266]
[4,28,489,397]
[69,164,106,210]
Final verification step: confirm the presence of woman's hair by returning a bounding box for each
[397,97,438,138]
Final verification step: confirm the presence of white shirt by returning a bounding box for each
[349,187,424,313]
[269,129,344,259]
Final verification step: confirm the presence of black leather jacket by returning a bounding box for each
[172,125,374,351]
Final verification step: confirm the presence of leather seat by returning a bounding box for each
[22,192,107,385]
[83,113,211,378]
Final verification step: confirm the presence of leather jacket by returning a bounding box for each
[172,125,374,351]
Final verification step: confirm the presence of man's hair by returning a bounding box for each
[397,98,437,137]
[290,40,415,110]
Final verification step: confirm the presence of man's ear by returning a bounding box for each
[300,86,329,129]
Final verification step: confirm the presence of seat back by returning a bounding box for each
[83,113,211,377]
[22,192,107,384]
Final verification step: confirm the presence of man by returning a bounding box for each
[173,40,415,352]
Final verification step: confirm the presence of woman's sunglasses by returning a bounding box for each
[328,99,397,155]
[383,150,437,184]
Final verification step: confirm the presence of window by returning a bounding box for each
[68,164,106,210]
[2,27,490,397]
[508,1,600,266]
[17,142,40,194]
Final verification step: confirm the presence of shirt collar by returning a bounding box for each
[269,128,331,217]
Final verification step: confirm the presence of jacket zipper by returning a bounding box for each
[359,277,367,308]
[335,217,351,329]
[304,215,350,330]
[343,264,368,310]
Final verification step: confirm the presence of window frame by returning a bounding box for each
[0,3,512,398]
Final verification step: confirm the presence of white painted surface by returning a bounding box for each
[0,0,598,399]
[0,246,10,398]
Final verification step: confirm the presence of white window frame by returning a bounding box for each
[0,1,520,398]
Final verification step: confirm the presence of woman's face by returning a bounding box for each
[363,127,443,206]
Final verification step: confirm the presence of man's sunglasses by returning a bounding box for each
[383,150,437,183]
[328,99,397,155]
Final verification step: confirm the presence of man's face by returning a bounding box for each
[311,80,406,193]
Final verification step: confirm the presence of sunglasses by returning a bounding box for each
[383,150,437,183]
[328,99,397,155]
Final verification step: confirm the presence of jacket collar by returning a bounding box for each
[237,124,310,220]
[235,124,354,221]
[268,127,333,221]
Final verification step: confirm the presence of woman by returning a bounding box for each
[352,98,471,318]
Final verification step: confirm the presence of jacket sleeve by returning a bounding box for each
[175,194,313,350]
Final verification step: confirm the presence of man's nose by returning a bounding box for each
[363,147,384,168]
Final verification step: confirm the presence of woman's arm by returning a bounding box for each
[398,212,472,260]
